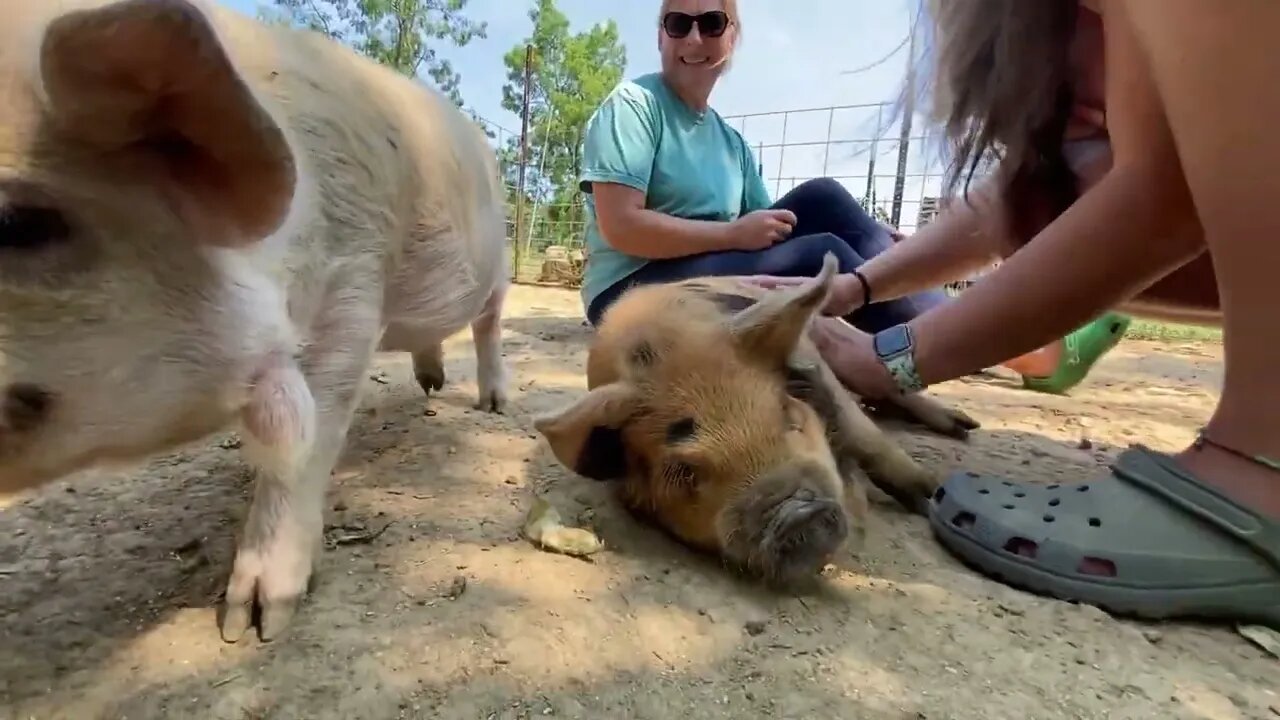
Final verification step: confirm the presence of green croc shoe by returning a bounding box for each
[927,443,1280,629]
[1021,312,1132,395]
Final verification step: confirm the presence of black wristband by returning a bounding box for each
[852,269,871,306]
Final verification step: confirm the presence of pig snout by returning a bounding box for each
[717,462,852,589]
[761,488,848,581]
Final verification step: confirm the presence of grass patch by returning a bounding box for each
[1124,318,1222,344]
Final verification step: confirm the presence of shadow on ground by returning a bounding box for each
[1,286,1271,720]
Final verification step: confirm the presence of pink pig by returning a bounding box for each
[0,0,509,642]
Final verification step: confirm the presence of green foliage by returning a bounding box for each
[1125,320,1223,344]
[259,0,486,106]
[500,0,627,248]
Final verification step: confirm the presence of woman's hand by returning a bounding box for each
[880,222,907,243]
[738,272,866,316]
[727,209,797,250]
[808,318,899,398]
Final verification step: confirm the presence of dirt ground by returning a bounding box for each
[1,283,1275,720]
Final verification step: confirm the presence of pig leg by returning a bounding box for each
[788,356,939,514]
[835,456,872,550]
[862,392,981,441]
[220,300,380,643]
[412,343,447,396]
[471,281,508,413]
[830,394,939,514]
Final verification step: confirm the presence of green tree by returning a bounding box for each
[500,0,626,248]
[260,0,486,106]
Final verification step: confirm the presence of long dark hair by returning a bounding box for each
[914,0,1081,242]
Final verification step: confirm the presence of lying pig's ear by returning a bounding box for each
[533,382,639,481]
[38,0,295,245]
[729,252,838,364]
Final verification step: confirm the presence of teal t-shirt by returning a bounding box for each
[577,72,774,313]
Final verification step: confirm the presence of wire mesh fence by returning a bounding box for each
[477,101,953,286]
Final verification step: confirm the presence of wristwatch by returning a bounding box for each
[872,324,925,394]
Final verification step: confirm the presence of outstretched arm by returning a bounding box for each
[907,0,1202,387]
[743,179,1012,315]
[853,181,1008,305]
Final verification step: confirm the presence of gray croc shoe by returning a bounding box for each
[928,444,1280,629]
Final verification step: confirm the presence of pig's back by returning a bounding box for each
[208,2,507,313]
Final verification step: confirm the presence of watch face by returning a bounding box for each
[875,325,912,356]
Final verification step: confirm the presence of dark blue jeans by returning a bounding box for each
[585,177,949,331]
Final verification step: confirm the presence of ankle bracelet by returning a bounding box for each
[1193,427,1280,473]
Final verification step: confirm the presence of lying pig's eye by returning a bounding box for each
[665,417,697,444]
[0,205,72,250]
[663,460,697,489]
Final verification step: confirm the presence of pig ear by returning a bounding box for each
[532,382,640,482]
[729,252,839,364]
[38,0,295,244]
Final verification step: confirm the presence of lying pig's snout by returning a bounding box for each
[761,488,848,582]
[768,489,848,546]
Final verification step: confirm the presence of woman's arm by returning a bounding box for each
[741,174,1014,312]
[579,87,740,259]
[853,181,1009,304]
[906,1,1204,386]
[581,86,794,260]
[592,182,743,259]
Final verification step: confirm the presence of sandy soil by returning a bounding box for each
[1,283,1275,720]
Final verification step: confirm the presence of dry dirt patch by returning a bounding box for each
[0,284,1274,720]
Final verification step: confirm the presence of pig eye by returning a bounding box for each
[0,205,72,250]
[665,417,697,444]
[662,460,697,488]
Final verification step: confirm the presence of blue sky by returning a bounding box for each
[219,0,944,227]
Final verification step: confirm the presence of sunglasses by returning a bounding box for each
[661,11,731,39]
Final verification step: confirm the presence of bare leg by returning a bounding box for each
[924,4,1280,624]
[921,2,1280,625]
[1125,0,1280,516]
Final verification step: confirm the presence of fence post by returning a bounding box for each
[890,27,918,227]
[864,105,881,210]
[512,44,534,283]
[821,106,835,176]
[775,111,790,197]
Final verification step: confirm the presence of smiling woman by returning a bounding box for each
[574,0,946,335]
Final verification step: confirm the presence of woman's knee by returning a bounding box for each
[789,177,858,207]
[782,232,865,273]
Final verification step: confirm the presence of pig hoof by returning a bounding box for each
[945,407,981,435]
[884,395,982,440]
[412,347,447,397]
[218,601,254,643]
[475,387,507,414]
[218,594,302,643]
[219,545,312,643]
[415,368,446,396]
[926,407,981,440]
[258,599,300,641]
